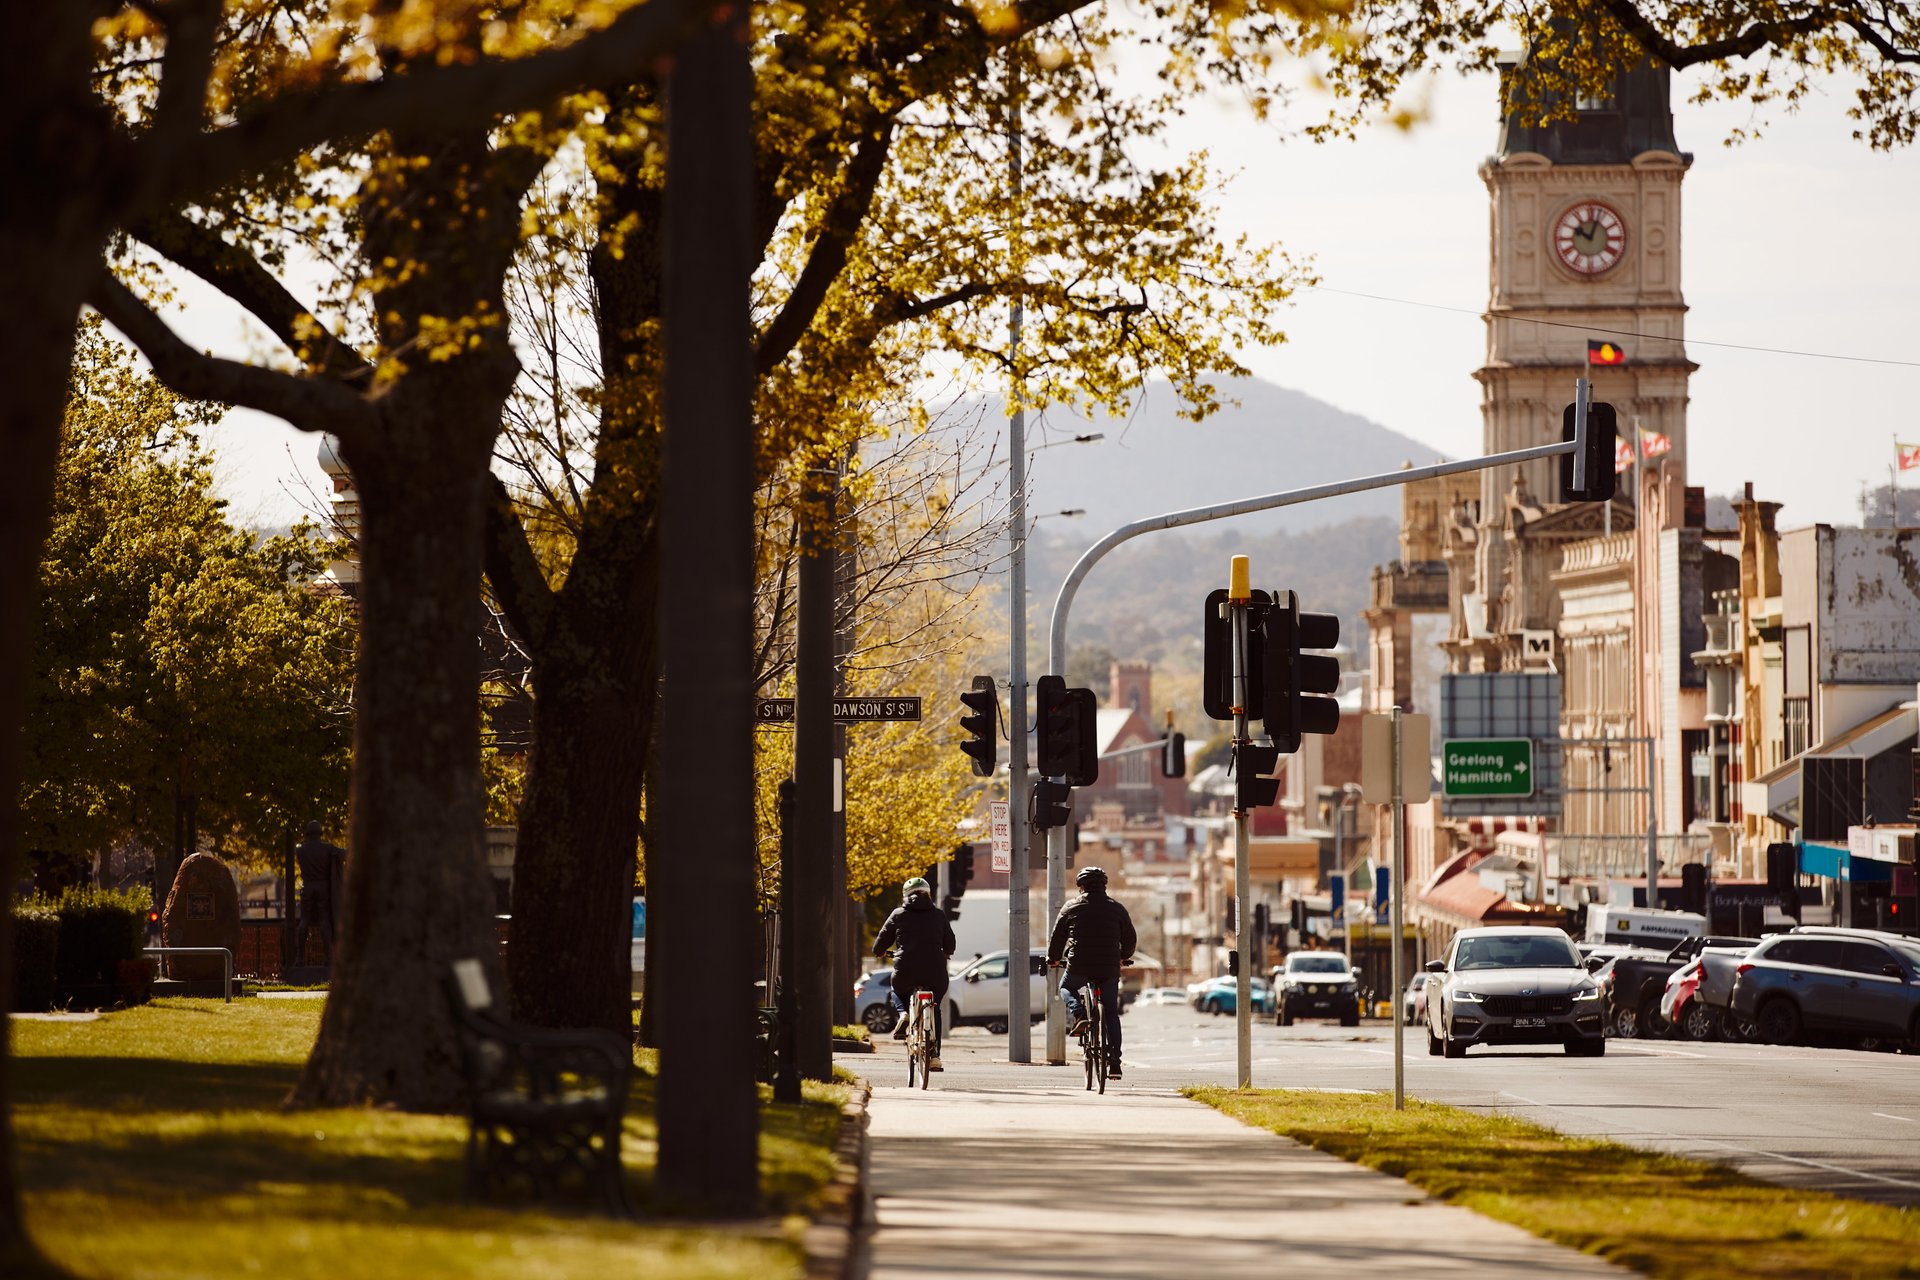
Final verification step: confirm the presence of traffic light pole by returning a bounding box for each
[1005,72,1033,1065]
[1228,557,1255,1089]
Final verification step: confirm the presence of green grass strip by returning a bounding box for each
[15,999,849,1280]
[1187,1086,1920,1279]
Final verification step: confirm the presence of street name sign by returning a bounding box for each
[1442,738,1534,797]
[754,697,922,724]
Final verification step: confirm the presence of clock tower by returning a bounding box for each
[1480,58,1692,515]
[1450,58,1694,674]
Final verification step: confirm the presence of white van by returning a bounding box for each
[947,949,1049,1034]
[1584,905,1704,949]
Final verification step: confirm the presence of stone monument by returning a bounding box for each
[160,853,241,988]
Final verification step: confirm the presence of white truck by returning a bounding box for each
[1584,905,1704,949]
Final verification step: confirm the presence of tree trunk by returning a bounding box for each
[506,525,659,1033]
[653,10,760,1213]
[0,255,91,1278]
[289,386,505,1110]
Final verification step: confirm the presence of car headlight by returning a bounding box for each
[1452,991,1484,1003]
[1573,984,1601,1001]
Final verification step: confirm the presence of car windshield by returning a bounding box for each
[1287,955,1350,974]
[1890,941,1920,972]
[1453,934,1581,970]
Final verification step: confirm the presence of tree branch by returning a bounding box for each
[755,114,897,376]
[88,271,368,439]
[482,476,559,654]
[129,211,370,380]
[146,0,222,173]
[1597,0,1832,68]
[151,0,721,207]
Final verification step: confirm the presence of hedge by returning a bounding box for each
[10,899,60,1012]
[52,885,150,997]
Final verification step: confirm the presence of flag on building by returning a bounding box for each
[1614,438,1635,473]
[1641,431,1672,459]
[1587,338,1628,365]
[1898,441,1920,471]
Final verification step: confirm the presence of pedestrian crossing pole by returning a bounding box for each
[1228,555,1255,1090]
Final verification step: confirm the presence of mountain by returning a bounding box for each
[1018,376,1449,536]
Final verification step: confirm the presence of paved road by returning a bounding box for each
[933,1005,1920,1205]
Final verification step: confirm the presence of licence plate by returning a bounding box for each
[1513,1017,1546,1028]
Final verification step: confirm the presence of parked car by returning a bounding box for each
[1425,925,1607,1058]
[855,969,897,1032]
[947,949,1049,1034]
[1659,958,1717,1040]
[1190,975,1275,1016]
[1134,986,1188,1007]
[1273,952,1362,1026]
[1607,936,1757,1039]
[1729,927,1920,1047]
[1691,942,1762,1041]
[1403,972,1430,1025]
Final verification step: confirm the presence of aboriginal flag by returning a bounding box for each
[1587,339,1628,365]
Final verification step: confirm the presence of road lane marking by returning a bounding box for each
[1609,1043,1707,1058]
[1498,1091,1920,1193]
[1872,1112,1917,1124]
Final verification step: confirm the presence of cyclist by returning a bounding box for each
[874,875,957,1070]
[1046,866,1136,1079]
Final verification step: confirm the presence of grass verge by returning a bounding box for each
[1187,1087,1920,1279]
[15,998,849,1280]
[831,1024,870,1044]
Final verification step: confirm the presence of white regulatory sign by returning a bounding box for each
[989,800,1012,872]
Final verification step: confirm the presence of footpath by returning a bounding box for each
[852,1036,1623,1280]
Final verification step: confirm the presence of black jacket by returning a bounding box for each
[1047,889,1137,982]
[874,895,955,988]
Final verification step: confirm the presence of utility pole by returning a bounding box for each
[1005,62,1033,1065]
[1390,707,1405,1111]
[793,468,835,1081]
[1228,555,1255,1090]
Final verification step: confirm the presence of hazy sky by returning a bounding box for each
[197,53,1917,534]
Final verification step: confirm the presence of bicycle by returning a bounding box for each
[904,989,936,1089]
[1074,979,1109,1094]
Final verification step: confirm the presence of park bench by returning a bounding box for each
[445,958,634,1216]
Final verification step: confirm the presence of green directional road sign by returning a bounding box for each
[1442,738,1534,798]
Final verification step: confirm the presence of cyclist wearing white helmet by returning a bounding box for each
[874,875,957,1069]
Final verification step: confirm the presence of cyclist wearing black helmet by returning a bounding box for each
[874,875,957,1069]
[1046,866,1136,1078]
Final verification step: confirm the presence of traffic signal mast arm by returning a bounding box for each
[1046,431,1584,686]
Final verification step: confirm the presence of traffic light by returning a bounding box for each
[1202,587,1271,721]
[1036,674,1098,785]
[1029,778,1073,831]
[1290,899,1308,935]
[1560,400,1618,503]
[1262,591,1341,753]
[1225,896,1236,933]
[1253,902,1269,939]
[1681,862,1708,915]
[959,675,997,777]
[1234,742,1282,810]
[951,845,975,897]
[1162,729,1186,779]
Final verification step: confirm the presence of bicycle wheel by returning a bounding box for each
[906,1004,919,1087]
[1092,993,1108,1094]
[917,999,932,1090]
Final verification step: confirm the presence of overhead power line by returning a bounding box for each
[1300,284,1920,370]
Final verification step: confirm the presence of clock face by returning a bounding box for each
[1553,201,1627,275]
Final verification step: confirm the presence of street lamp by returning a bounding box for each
[1035,508,1086,521]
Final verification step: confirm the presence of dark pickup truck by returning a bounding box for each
[1605,935,1759,1038]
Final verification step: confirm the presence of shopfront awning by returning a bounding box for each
[1799,841,1893,884]
[1739,702,1917,829]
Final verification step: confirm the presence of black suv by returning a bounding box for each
[1729,928,1920,1047]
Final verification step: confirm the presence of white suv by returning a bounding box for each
[947,950,1049,1034]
